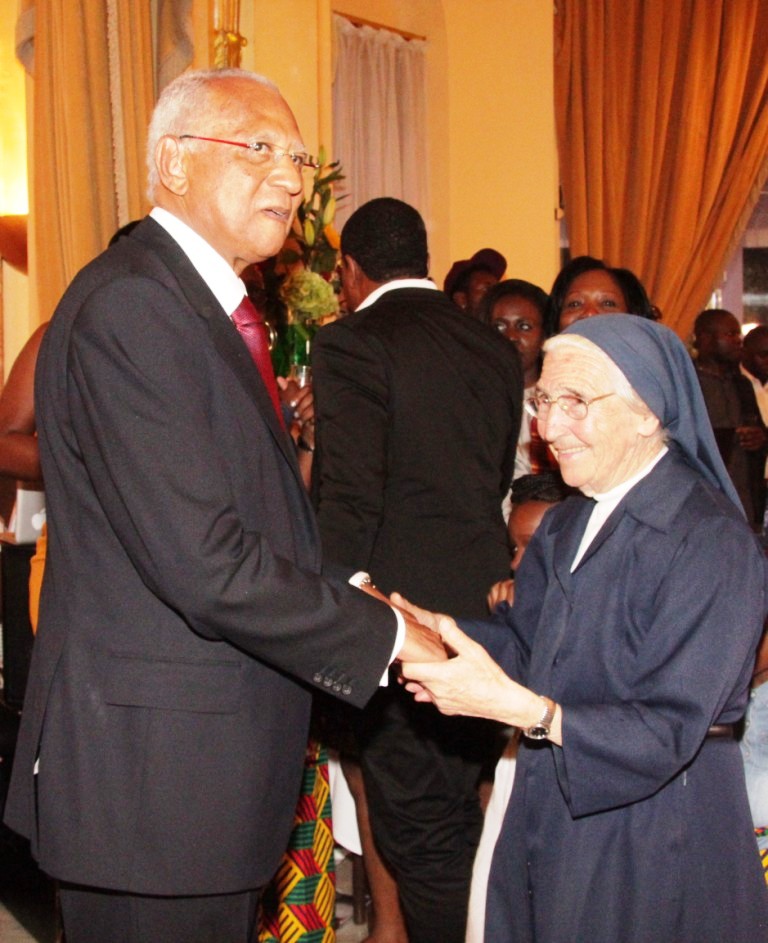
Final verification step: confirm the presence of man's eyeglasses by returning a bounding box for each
[524,391,616,421]
[178,135,318,170]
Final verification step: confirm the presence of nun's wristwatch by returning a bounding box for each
[524,695,556,740]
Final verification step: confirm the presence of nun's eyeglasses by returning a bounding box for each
[524,391,616,421]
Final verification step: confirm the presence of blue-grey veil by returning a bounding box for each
[561,315,743,512]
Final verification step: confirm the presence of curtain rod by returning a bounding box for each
[338,13,426,42]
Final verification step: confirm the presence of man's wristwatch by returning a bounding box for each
[524,695,556,740]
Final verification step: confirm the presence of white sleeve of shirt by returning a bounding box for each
[349,571,405,686]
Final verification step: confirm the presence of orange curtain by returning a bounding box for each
[32,1,118,321]
[22,2,161,323]
[555,0,768,337]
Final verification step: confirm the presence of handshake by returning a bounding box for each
[359,580,449,664]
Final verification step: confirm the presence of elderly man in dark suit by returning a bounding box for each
[312,198,523,943]
[3,70,443,943]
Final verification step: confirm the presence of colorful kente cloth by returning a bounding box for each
[258,739,336,942]
[757,828,768,886]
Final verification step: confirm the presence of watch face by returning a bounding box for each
[525,723,550,740]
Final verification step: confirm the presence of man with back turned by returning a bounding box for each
[312,197,523,943]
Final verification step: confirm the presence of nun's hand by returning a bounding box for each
[401,617,540,727]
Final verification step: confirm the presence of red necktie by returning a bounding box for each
[231,296,285,429]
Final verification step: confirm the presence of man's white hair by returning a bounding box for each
[145,68,278,202]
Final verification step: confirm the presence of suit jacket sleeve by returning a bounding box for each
[65,275,395,705]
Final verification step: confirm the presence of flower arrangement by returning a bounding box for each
[279,146,345,284]
[279,267,339,322]
[265,149,345,374]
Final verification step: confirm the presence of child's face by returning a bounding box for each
[509,499,554,571]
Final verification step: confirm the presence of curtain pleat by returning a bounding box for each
[33,1,117,320]
[111,0,155,226]
[18,2,189,323]
[555,0,768,336]
[332,14,428,230]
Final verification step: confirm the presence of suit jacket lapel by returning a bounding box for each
[131,218,301,477]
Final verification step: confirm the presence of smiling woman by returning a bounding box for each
[398,315,768,943]
[532,336,663,496]
[548,255,655,331]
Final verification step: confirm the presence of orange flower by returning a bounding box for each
[323,224,340,250]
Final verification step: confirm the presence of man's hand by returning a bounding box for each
[358,583,447,662]
[398,614,449,663]
[389,591,444,633]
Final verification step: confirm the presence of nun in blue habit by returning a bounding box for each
[399,315,768,942]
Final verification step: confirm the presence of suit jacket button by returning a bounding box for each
[323,677,333,687]
[313,672,323,683]
[342,684,352,695]
[332,682,342,692]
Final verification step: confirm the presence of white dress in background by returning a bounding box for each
[465,735,519,943]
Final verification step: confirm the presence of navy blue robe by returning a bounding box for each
[464,450,768,942]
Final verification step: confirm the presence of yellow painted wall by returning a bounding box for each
[0,0,558,377]
[441,0,559,291]
[191,1,559,290]
[0,0,31,377]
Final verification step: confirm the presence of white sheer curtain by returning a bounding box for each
[332,13,428,229]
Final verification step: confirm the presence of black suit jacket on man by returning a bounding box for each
[4,217,396,896]
[311,286,523,942]
[313,287,522,616]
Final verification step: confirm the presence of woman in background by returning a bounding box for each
[479,279,557,484]
[549,255,654,331]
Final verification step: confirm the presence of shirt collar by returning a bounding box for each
[150,207,246,316]
[591,445,669,503]
[355,278,438,311]
[741,364,768,389]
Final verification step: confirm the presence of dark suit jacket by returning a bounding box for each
[312,286,523,619]
[4,217,397,895]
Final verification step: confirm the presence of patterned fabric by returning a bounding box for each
[757,828,768,885]
[258,740,336,942]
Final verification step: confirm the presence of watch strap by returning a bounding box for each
[524,695,556,740]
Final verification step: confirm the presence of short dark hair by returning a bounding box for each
[510,471,574,506]
[452,264,495,298]
[694,308,737,339]
[478,278,553,335]
[744,324,768,349]
[548,255,654,328]
[609,267,655,320]
[341,198,428,282]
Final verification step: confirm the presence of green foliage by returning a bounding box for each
[279,268,339,321]
[282,148,345,277]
